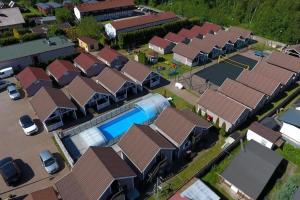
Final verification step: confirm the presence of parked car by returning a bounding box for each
[39,150,59,174]
[19,115,38,135]
[0,67,14,79]
[0,157,21,186]
[0,80,10,91]
[254,50,265,57]
[7,85,20,100]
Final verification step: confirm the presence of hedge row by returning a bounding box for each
[116,18,199,49]
[0,33,44,47]
[0,37,20,46]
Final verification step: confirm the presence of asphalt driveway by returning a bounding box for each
[0,78,69,199]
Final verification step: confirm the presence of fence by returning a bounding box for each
[58,95,150,138]
[53,131,75,167]
[196,132,245,177]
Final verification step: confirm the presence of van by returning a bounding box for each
[0,67,14,79]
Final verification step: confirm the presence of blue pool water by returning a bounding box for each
[98,107,156,140]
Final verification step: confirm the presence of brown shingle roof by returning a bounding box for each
[47,59,80,81]
[164,32,187,43]
[189,37,218,54]
[118,124,175,172]
[67,76,109,107]
[25,187,58,200]
[178,28,201,40]
[286,44,300,53]
[74,52,104,71]
[267,51,300,73]
[252,61,295,85]
[154,107,211,147]
[78,36,97,45]
[228,26,252,39]
[97,46,127,64]
[121,60,156,84]
[56,147,136,200]
[209,30,232,47]
[93,67,133,94]
[248,122,282,143]
[30,87,76,122]
[172,43,200,60]
[111,12,178,31]
[218,78,265,110]
[16,66,51,89]
[149,36,171,49]
[236,70,281,96]
[76,0,134,13]
[198,89,249,124]
[190,22,221,35]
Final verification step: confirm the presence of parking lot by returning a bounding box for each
[0,78,69,199]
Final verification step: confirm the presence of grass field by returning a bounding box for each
[149,136,225,199]
[250,43,278,52]
[119,44,193,79]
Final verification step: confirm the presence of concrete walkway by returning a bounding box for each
[164,79,200,106]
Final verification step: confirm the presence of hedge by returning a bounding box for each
[0,37,20,46]
[116,18,199,49]
[21,33,44,42]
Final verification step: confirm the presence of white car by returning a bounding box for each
[7,85,20,100]
[19,115,38,135]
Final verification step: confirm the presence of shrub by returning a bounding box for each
[220,122,227,137]
[277,174,300,200]
[215,118,220,128]
[138,52,147,65]
[0,37,19,46]
[1,30,13,38]
[21,33,43,42]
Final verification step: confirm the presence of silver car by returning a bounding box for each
[7,85,20,100]
[39,150,59,174]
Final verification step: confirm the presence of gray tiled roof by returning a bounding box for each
[221,140,283,200]
[0,36,74,62]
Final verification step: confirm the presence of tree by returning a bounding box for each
[138,52,147,65]
[13,29,21,40]
[55,8,73,23]
[48,24,64,37]
[220,122,227,137]
[71,0,81,5]
[215,118,219,128]
[77,17,102,39]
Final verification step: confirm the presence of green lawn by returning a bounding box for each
[256,84,300,120]
[202,145,241,200]
[149,136,225,199]
[150,54,192,80]
[119,44,194,79]
[153,87,194,110]
[250,42,278,52]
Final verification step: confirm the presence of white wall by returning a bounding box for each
[280,122,300,147]
[246,130,273,149]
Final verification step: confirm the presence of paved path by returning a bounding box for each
[164,79,200,106]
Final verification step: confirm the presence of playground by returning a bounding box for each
[195,54,258,86]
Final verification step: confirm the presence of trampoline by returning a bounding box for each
[195,54,258,86]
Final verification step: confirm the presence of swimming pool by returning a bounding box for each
[99,106,156,140]
[63,93,170,159]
